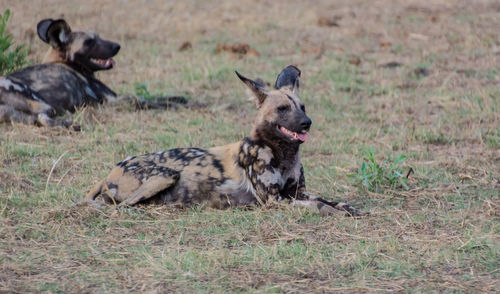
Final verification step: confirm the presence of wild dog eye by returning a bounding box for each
[84,39,96,47]
[277,105,290,112]
[300,105,306,113]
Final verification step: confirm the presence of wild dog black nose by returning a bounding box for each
[112,43,121,55]
[301,117,312,130]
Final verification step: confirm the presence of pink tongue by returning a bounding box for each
[297,133,308,142]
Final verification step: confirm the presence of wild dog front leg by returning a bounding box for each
[31,102,75,129]
[36,112,76,129]
[17,98,75,129]
[282,166,366,217]
[293,192,366,217]
[22,97,76,129]
[250,167,282,206]
[254,180,281,207]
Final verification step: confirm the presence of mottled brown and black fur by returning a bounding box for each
[87,66,366,217]
[0,18,120,128]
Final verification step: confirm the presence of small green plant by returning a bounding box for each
[133,82,188,110]
[0,9,28,75]
[134,82,153,100]
[349,147,409,193]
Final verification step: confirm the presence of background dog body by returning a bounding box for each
[0,19,119,127]
[87,66,365,217]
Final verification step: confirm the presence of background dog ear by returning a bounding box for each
[37,19,71,49]
[275,65,301,95]
[37,19,53,43]
[235,71,268,106]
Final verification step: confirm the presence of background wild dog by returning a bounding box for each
[0,18,120,128]
[87,65,366,217]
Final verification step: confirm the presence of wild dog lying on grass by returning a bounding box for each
[0,18,120,128]
[87,66,366,217]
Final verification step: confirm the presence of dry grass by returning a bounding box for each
[1,0,499,293]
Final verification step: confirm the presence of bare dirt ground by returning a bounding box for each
[1,0,499,293]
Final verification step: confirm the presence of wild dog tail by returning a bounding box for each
[86,179,105,201]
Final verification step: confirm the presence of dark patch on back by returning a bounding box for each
[211,156,225,175]
[117,156,136,167]
[118,156,180,182]
[168,148,206,162]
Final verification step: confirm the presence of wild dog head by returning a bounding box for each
[37,19,120,75]
[236,65,312,146]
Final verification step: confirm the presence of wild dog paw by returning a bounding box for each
[70,124,81,131]
[58,118,81,131]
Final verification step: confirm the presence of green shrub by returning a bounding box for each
[0,9,28,75]
[349,147,409,193]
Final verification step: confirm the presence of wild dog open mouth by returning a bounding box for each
[90,58,115,68]
[278,125,308,142]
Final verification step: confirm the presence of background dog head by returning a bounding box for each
[237,65,312,146]
[37,19,120,75]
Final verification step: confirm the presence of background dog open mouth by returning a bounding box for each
[90,57,115,68]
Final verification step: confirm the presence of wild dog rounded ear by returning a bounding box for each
[37,19,71,49]
[235,71,268,107]
[275,65,301,95]
[37,19,53,43]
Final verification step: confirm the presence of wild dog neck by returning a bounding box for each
[42,47,66,64]
[247,129,301,170]
[42,47,96,77]
[64,61,97,77]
